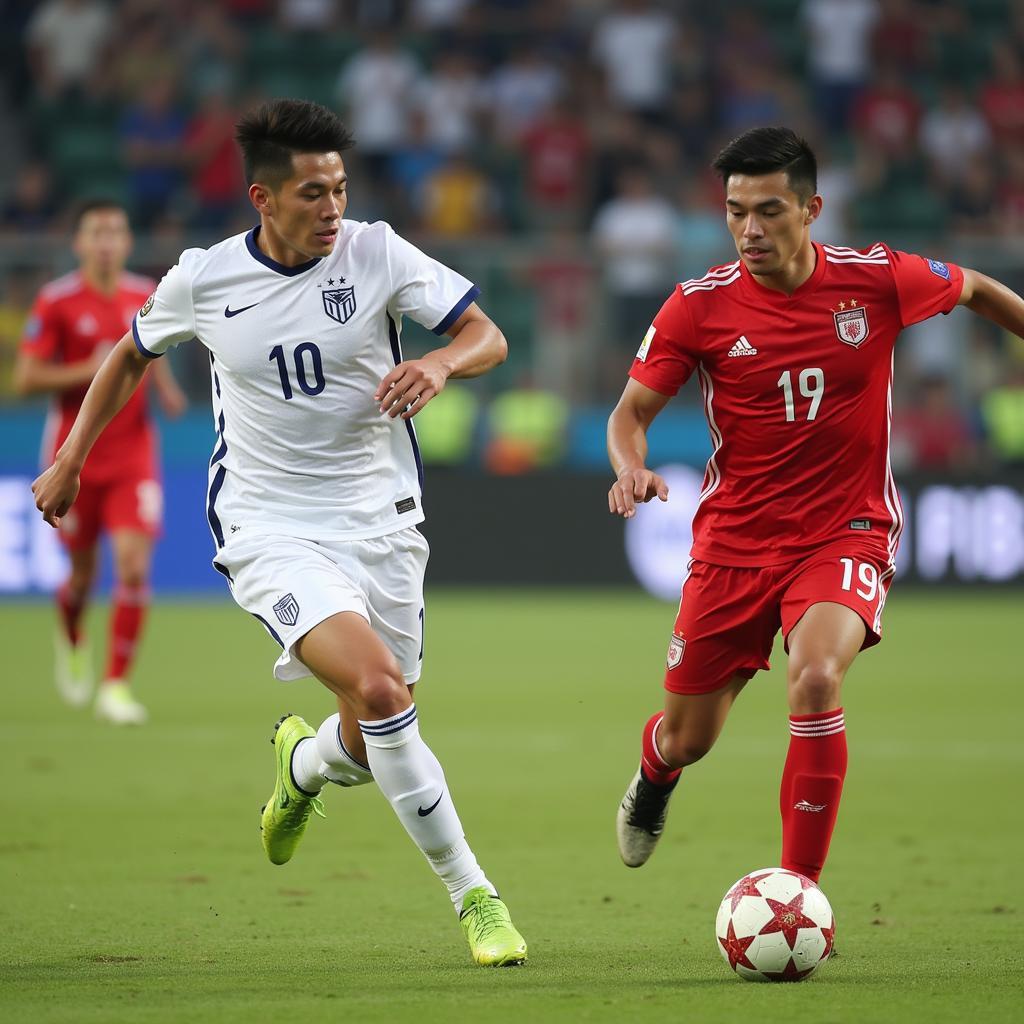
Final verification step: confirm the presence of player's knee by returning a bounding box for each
[658,724,715,767]
[354,668,409,720]
[789,661,843,712]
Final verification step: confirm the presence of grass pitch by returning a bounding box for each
[2,588,1022,1023]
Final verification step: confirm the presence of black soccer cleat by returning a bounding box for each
[616,767,679,867]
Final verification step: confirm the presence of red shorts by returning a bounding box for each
[58,474,163,551]
[664,543,894,695]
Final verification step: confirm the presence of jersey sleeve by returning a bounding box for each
[885,246,964,329]
[383,224,480,335]
[627,286,698,397]
[20,292,61,361]
[131,250,201,358]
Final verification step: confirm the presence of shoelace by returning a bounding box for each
[465,895,506,937]
[629,777,671,831]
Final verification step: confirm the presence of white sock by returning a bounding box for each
[315,713,374,788]
[290,737,325,795]
[359,704,494,911]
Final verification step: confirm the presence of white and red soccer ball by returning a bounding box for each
[715,868,835,982]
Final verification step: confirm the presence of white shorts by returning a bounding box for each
[213,526,429,683]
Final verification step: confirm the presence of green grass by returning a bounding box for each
[2,589,1022,1022]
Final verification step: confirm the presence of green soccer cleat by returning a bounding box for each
[459,887,528,966]
[55,629,94,708]
[260,713,325,866]
[94,680,148,725]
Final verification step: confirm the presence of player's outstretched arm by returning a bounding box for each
[13,346,109,397]
[32,331,152,527]
[958,268,1024,338]
[607,378,672,519]
[376,303,507,419]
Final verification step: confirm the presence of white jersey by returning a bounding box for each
[132,221,477,546]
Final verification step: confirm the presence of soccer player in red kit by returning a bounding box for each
[608,127,1024,882]
[14,200,186,724]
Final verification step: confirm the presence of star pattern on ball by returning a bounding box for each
[758,892,818,950]
[780,870,818,891]
[763,956,814,982]
[718,919,758,971]
[725,871,774,913]
[820,916,835,959]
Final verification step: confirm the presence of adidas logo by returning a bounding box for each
[728,336,758,357]
[794,800,827,813]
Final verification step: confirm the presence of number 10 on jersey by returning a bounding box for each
[270,343,326,400]
[778,368,824,422]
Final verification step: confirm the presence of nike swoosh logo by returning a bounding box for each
[224,302,260,318]
[417,791,444,817]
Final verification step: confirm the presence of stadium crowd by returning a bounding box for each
[2,0,1023,470]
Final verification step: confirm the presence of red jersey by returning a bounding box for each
[630,242,964,568]
[21,270,157,481]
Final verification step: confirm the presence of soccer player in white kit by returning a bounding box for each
[31,99,527,966]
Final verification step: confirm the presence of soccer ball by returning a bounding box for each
[715,868,835,982]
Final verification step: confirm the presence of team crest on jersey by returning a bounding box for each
[321,282,357,324]
[833,302,869,348]
[273,593,300,627]
[139,293,155,318]
[667,633,686,669]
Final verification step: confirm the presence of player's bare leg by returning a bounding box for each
[95,529,153,724]
[618,675,747,867]
[272,612,526,963]
[54,546,98,707]
[780,601,865,881]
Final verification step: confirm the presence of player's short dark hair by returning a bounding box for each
[712,127,818,203]
[72,199,128,232]
[235,99,355,188]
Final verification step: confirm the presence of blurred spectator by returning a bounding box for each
[413,383,480,467]
[891,374,976,473]
[948,157,998,239]
[520,95,592,229]
[119,76,187,228]
[719,65,804,136]
[526,226,596,400]
[669,82,715,165]
[802,0,880,133]
[387,109,447,223]
[919,85,992,188]
[278,0,339,31]
[416,52,486,153]
[996,145,1024,237]
[851,64,921,157]
[591,165,677,350]
[675,180,733,281]
[335,31,422,178]
[0,268,42,397]
[811,142,856,242]
[25,0,113,100]
[221,0,273,26]
[486,47,563,144]
[182,5,244,99]
[980,42,1024,146]
[417,154,500,237]
[183,92,246,231]
[871,0,928,72]
[591,0,678,118]
[107,6,181,101]
[1,164,58,233]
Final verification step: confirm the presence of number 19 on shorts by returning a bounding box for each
[839,557,878,600]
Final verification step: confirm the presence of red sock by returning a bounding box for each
[57,582,87,646]
[105,584,149,681]
[780,708,847,882]
[641,712,682,786]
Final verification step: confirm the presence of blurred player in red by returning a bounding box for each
[14,200,186,724]
[608,127,1024,882]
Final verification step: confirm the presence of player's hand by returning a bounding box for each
[32,459,81,529]
[375,354,450,419]
[608,467,669,519]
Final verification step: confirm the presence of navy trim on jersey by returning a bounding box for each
[386,312,425,492]
[131,315,161,359]
[251,612,285,648]
[432,284,480,335]
[207,354,228,547]
[245,227,322,277]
